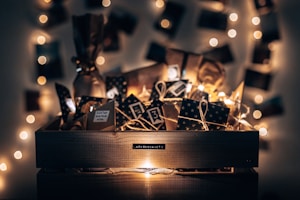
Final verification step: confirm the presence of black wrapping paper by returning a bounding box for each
[177,98,229,131]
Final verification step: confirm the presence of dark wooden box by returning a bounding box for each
[37,168,258,200]
[35,117,259,169]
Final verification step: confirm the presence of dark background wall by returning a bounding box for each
[0,0,300,199]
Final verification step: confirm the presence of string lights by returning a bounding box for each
[0,0,283,193]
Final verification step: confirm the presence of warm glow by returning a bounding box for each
[38,14,48,24]
[209,37,218,47]
[44,0,52,3]
[186,82,193,93]
[0,163,7,171]
[160,18,171,29]
[254,94,264,104]
[155,0,165,8]
[252,17,261,25]
[26,114,36,124]
[144,172,151,178]
[14,151,23,160]
[253,30,263,39]
[227,29,237,38]
[37,75,47,85]
[37,55,47,65]
[19,131,29,140]
[218,91,226,101]
[268,42,276,51]
[96,56,105,65]
[253,110,262,119]
[141,160,154,168]
[198,84,205,91]
[102,0,111,7]
[0,176,5,191]
[259,127,268,136]
[229,13,238,22]
[224,98,235,106]
[37,35,46,45]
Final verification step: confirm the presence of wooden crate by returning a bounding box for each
[35,117,259,169]
[37,168,258,200]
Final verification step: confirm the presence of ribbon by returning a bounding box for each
[116,107,159,131]
[155,81,184,102]
[198,98,209,131]
[177,98,228,131]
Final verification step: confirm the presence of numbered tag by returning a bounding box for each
[129,102,145,119]
[147,107,164,125]
[168,80,186,97]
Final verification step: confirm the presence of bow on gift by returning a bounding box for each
[154,80,187,101]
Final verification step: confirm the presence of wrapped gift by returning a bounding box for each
[177,98,229,131]
[165,48,203,85]
[126,100,166,131]
[116,94,146,130]
[123,62,168,98]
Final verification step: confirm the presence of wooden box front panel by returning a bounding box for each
[35,119,259,169]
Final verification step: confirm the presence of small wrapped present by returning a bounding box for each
[165,48,203,85]
[177,98,229,131]
[127,100,166,131]
[123,62,169,99]
[115,94,146,130]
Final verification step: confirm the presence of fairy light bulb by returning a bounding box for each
[253,110,262,119]
[254,94,264,104]
[155,0,165,8]
[37,35,46,45]
[209,37,218,47]
[252,16,261,25]
[26,114,35,124]
[38,14,48,24]
[102,0,111,7]
[198,84,205,91]
[37,55,47,65]
[228,29,237,38]
[253,30,263,39]
[96,56,105,65]
[229,12,238,22]
[37,76,47,85]
[14,151,23,160]
[0,163,7,171]
[259,127,268,136]
[19,131,29,140]
[218,91,226,101]
[160,18,171,29]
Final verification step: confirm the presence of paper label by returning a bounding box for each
[93,110,110,122]
[133,144,165,150]
[147,107,164,125]
[129,102,145,119]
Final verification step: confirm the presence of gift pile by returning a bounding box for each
[55,13,253,132]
